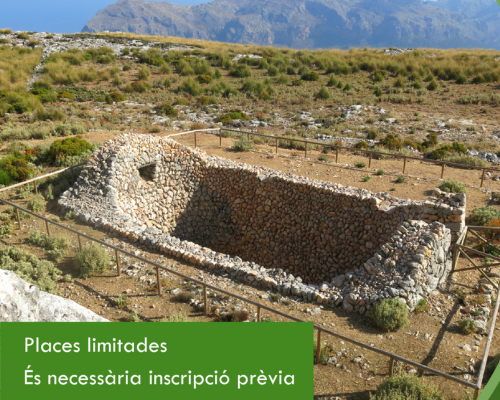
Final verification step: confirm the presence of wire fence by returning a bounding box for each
[178,127,500,188]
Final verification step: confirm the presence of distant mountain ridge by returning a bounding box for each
[82,0,500,49]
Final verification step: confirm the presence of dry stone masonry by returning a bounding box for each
[59,134,466,313]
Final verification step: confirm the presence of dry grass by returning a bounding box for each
[0,46,43,91]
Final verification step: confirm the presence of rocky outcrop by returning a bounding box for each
[82,0,500,49]
[0,269,107,322]
[58,134,465,312]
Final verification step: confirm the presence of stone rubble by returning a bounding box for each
[59,134,466,313]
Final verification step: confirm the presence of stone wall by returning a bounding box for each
[59,134,466,313]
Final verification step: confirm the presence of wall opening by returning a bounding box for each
[138,163,156,182]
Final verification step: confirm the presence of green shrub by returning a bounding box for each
[229,64,252,78]
[45,137,93,166]
[301,71,320,81]
[415,299,430,313]
[130,80,151,93]
[327,75,337,87]
[363,176,371,182]
[313,339,328,365]
[468,207,500,226]
[371,298,409,332]
[155,103,178,117]
[116,293,128,309]
[165,313,189,322]
[396,176,405,183]
[233,138,254,152]
[427,80,439,91]
[64,211,76,220]
[35,108,66,122]
[178,78,202,96]
[291,79,303,86]
[27,194,45,213]
[354,141,369,150]
[220,310,250,322]
[197,74,213,84]
[374,86,383,96]
[128,310,140,322]
[23,231,69,253]
[315,87,330,100]
[381,134,403,151]
[0,246,61,294]
[0,169,13,185]
[137,65,150,80]
[441,154,487,167]
[438,179,466,194]
[74,243,111,279]
[0,223,14,238]
[458,319,477,335]
[105,92,126,103]
[355,162,366,168]
[370,375,444,400]
[376,170,384,175]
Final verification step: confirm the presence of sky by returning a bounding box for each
[0,0,211,34]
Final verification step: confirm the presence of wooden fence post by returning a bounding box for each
[156,267,161,296]
[441,163,445,179]
[33,181,38,195]
[203,286,208,316]
[316,330,322,362]
[257,306,261,322]
[336,148,339,163]
[15,208,21,230]
[275,138,278,154]
[194,131,197,148]
[369,153,372,168]
[481,169,486,188]
[219,130,222,147]
[45,220,51,236]
[77,234,82,251]
[389,358,395,376]
[115,249,121,276]
[304,141,308,159]
[403,157,407,174]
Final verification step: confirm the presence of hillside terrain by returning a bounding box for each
[83,0,500,49]
[0,29,499,399]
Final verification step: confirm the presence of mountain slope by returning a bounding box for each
[82,0,500,49]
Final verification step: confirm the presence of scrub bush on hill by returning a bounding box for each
[74,243,111,279]
[0,154,34,182]
[154,103,178,117]
[370,375,444,400]
[44,137,94,166]
[0,246,61,294]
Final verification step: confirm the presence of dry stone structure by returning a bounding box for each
[59,134,466,313]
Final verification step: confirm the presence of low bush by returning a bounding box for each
[396,176,405,183]
[486,352,500,381]
[381,134,403,151]
[438,179,466,193]
[354,141,369,150]
[371,298,409,332]
[427,142,467,160]
[155,103,178,117]
[441,154,487,167]
[197,74,213,84]
[220,310,250,322]
[74,243,111,279]
[229,64,252,78]
[315,87,330,100]
[116,294,128,309]
[130,80,151,93]
[370,375,444,400]
[0,246,61,294]
[467,206,500,226]
[105,92,126,103]
[137,65,150,80]
[355,162,366,168]
[301,71,320,81]
[376,170,384,176]
[177,78,202,96]
[233,138,254,152]
[27,194,45,213]
[23,231,69,253]
[165,313,189,322]
[415,299,431,313]
[45,137,93,166]
[173,291,195,303]
[363,176,371,182]
[458,319,477,335]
